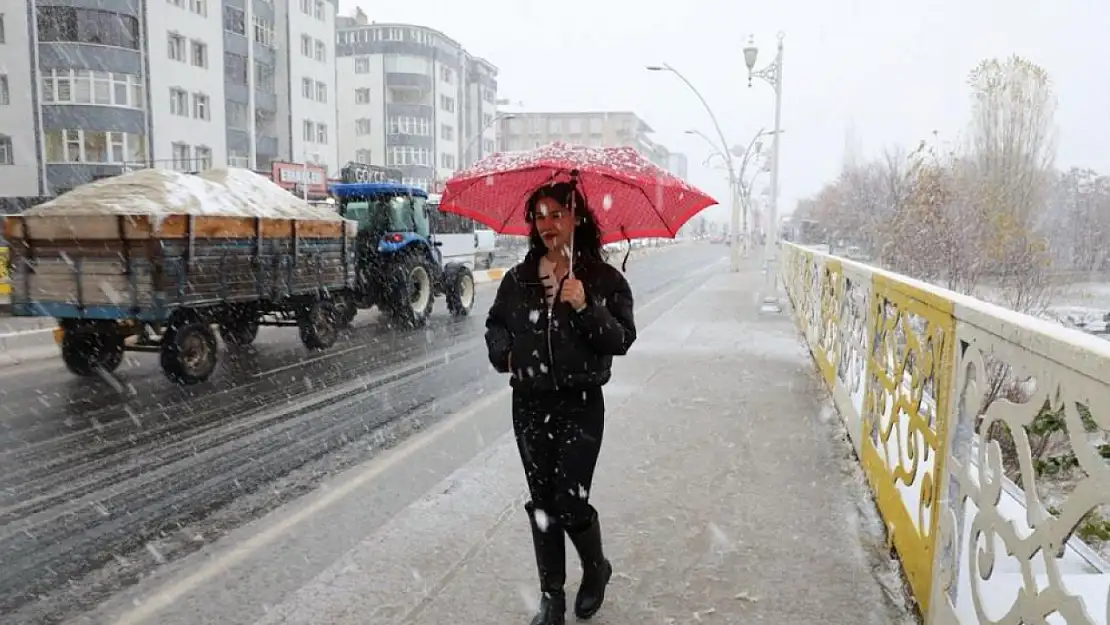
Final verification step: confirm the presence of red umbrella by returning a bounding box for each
[439,142,718,245]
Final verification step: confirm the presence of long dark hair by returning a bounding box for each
[524,181,607,265]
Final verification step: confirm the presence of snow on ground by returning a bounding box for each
[24,168,340,221]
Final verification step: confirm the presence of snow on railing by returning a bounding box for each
[780,242,1110,625]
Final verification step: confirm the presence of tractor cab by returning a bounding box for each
[328,181,473,327]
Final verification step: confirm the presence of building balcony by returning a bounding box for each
[385,72,432,91]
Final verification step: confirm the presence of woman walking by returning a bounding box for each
[485,181,637,625]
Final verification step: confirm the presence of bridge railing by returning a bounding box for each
[779,242,1110,624]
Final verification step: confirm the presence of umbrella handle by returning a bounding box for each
[568,169,579,279]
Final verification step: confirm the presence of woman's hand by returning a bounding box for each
[560,278,587,311]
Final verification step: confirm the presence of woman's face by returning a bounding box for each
[533,197,575,252]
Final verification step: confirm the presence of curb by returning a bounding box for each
[0,327,57,351]
[472,268,505,284]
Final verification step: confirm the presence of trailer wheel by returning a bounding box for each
[161,321,218,385]
[388,254,433,328]
[61,331,124,376]
[444,264,475,317]
[298,299,339,350]
[333,294,358,329]
[218,316,259,346]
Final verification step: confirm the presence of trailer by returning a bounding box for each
[3,168,357,384]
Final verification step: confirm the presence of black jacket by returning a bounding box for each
[485,251,636,392]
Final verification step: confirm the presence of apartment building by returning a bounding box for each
[0,0,338,211]
[497,111,684,174]
[667,152,690,180]
[335,8,498,191]
[276,0,338,174]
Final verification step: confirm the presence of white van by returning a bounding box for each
[426,194,495,270]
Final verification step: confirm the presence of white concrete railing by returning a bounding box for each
[779,242,1110,624]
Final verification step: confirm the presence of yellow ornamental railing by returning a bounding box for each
[0,245,11,296]
[780,242,1110,625]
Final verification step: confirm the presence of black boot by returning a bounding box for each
[526,502,566,625]
[567,511,612,620]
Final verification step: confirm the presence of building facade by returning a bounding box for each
[0,0,339,210]
[335,8,498,191]
[497,111,685,176]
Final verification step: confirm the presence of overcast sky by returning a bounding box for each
[344,0,1110,223]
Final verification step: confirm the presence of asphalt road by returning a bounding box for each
[0,243,727,624]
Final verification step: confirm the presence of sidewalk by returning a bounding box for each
[243,267,916,625]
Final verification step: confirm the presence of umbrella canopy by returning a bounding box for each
[440,142,717,244]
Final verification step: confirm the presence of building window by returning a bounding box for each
[301,77,312,99]
[0,14,6,44]
[192,93,209,120]
[483,88,495,104]
[107,131,125,163]
[316,124,327,144]
[440,153,455,169]
[299,0,311,14]
[254,62,274,93]
[172,142,191,170]
[484,139,495,154]
[354,57,369,74]
[389,117,430,136]
[313,0,324,19]
[315,81,327,103]
[439,95,454,113]
[170,88,188,116]
[195,146,212,170]
[91,71,110,104]
[63,130,82,161]
[223,6,245,35]
[191,40,208,68]
[314,39,326,62]
[355,148,371,164]
[224,53,248,85]
[355,88,370,104]
[300,35,312,57]
[44,130,147,164]
[0,75,8,106]
[440,124,454,141]
[253,17,274,47]
[226,101,248,129]
[355,119,371,135]
[439,66,454,84]
[0,135,12,165]
[36,7,140,49]
[189,0,207,16]
[303,120,314,142]
[228,151,249,168]
[168,33,186,61]
[40,69,143,108]
[386,146,431,167]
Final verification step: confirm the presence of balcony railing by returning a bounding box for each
[780,242,1110,624]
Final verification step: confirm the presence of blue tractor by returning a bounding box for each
[329,181,476,328]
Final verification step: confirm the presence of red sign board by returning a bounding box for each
[271,161,328,197]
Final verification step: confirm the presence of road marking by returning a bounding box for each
[110,255,726,625]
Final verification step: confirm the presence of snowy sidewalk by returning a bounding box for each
[243,267,915,625]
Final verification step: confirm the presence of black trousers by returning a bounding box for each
[512,386,605,531]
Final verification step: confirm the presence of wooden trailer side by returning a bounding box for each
[6,214,356,318]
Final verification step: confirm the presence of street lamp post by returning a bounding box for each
[463,113,516,168]
[647,63,743,272]
[744,32,785,308]
[688,127,780,250]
